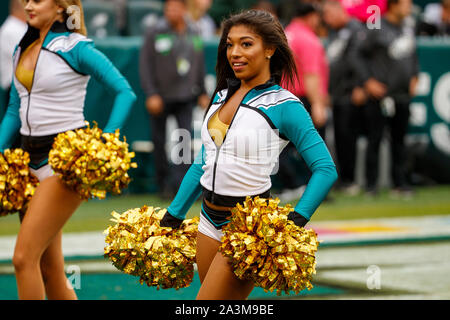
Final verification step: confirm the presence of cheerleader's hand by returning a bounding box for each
[287,211,308,228]
[160,210,184,229]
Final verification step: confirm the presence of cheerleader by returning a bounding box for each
[0,0,136,299]
[159,10,338,299]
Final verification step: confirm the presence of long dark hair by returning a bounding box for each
[204,10,298,116]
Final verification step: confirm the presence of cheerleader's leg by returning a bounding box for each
[196,232,221,284]
[40,230,77,300]
[196,249,254,300]
[12,175,83,300]
[196,212,224,283]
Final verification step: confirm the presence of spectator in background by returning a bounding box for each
[139,0,209,198]
[94,0,128,35]
[284,1,329,139]
[274,2,330,202]
[322,0,366,195]
[353,0,419,196]
[0,0,27,149]
[0,0,27,99]
[252,0,278,17]
[417,0,450,36]
[187,0,217,39]
[249,2,306,202]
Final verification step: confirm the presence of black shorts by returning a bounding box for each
[20,126,86,170]
[201,189,271,230]
[21,134,57,170]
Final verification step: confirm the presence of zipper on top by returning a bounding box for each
[209,88,255,203]
[23,41,43,137]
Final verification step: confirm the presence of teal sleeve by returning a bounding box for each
[167,145,205,220]
[75,41,137,133]
[0,83,21,152]
[262,101,338,220]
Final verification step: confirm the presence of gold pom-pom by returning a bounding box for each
[48,122,137,200]
[0,149,39,217]
[219,196,319,295]
[104,206,198,290]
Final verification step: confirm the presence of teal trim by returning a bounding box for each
[29,158,49,170]
[200,203,230,228]
[42,36,136,134]
[242,84,279,104]
[0,82,21,152]
[75,41,137,133]
[42,30,72,47]
[259,97,337,220]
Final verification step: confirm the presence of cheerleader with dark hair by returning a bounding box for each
[159,10,337,299]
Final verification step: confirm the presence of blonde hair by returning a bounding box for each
[55,0,87,35]
[22,0,88,35]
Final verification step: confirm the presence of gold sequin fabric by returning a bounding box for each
[219,196,319,295]
[48,122,137,200]
[104,206,199,290]
[0,149,39,217]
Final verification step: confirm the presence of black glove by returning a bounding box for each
[288,211,308,227]
[100,134,108,144]
[160,210,184,229]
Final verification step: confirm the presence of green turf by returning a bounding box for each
[0,185,449,236]
[0,272,346,300]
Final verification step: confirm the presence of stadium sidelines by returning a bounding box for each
[1,214,450,262]
[1,215,450,300]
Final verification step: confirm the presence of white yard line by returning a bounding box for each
[314,241,450,298]
[0,214,449,262]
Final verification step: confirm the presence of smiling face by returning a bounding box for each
[226,24,274,86]
[23,0,63,30]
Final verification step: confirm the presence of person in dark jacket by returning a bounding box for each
[139,0,209,198]
[353,0,419,196]
[322,0,367,195]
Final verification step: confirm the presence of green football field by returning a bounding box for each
[1,185,449,236]
[1,185,450,300]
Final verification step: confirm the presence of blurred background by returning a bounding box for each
[0,0,449,300]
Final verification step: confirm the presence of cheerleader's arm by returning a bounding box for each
[161,144,206,227]
[281,101,337,222]
[0,83,21,152]
[76,41,137,133]
[262,99,337,223]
